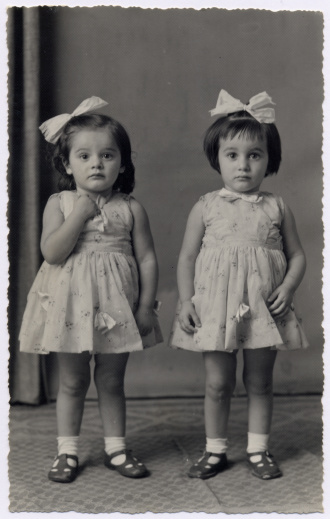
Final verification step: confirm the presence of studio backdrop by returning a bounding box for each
[8,6,323,403]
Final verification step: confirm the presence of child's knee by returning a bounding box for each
[244,377,273,396]
[205,379,235,402]
[94,369,124,394]
[60,375,91,397]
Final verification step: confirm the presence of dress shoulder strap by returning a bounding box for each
[199,191,219,223]
[56,191,76,219]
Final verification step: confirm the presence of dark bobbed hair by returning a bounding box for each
[203,111,282,176]
[52,113,135,193]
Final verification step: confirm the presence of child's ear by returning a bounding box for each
[63,160,73,175]
[119,166,125,173]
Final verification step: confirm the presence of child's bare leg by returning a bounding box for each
[188,351,236,479]
[203,351,237,438]
[243,348,277,434]
[243,348,281,479]
[94,352,129,437]
[49,352,91,483]
[56,351,92,436]
[94,352,148,478]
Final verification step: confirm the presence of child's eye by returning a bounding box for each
[102,153,112,159]
[249,153,260,160]
[80,154,89,160]
[227,153,237,159]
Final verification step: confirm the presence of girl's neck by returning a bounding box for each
[223,185,261,195]
[75,187,114,202]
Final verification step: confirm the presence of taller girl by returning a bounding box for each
[20,97,162,482]
[171,90,308,480]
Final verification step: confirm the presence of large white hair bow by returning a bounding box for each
[39,96,108,144]
[210,90,275,123]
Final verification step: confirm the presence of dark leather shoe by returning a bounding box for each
[188,451,228,479]
[48,454,79,483]
[247,451,282,480]
[104,449,149,478]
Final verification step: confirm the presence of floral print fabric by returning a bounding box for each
[170,189,309,352]
[19,191,162,354]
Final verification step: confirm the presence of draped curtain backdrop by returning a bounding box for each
[8,8,48,404]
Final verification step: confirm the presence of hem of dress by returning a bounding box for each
[170,343,309,353]
[19,343,161,355]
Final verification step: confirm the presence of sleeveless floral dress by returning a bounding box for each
[19,191,162,354]
[170,189,309,352]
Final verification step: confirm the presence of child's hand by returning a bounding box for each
[267,284,295,319]
[135,305,154,337]
[74,194,100,221]
[178,301,201,333]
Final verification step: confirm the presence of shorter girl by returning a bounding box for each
[19,97,162,482]
[171,90,308,480]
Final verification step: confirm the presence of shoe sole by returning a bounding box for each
[248,461,282,480]
[48,474,77,483]
[188,462,228,480]
[250,469,282,480]
[104,461,149,478]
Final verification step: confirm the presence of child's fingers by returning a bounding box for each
[267,290,279,304]
[179,314,197,333]
[270,301,289,317]
[267,300,280,312]
[267,290,285,310]
[191,310,201,328]
[271,306,290,319]
[267,299,281,311]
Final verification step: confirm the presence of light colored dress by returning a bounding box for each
[170,188,309,352]
[19,191,162,354]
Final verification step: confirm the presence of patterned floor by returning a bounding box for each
[9,396,323,514]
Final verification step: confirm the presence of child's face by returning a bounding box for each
[64,129,124,198]
[218,134,269,193]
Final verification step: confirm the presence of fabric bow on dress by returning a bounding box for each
[218,188,263,204]
[210,90,275,123]
[39,96,108,144]
[92,195,110,232]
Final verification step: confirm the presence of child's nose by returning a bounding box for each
[238,156,249,171]
[92,156,103,168]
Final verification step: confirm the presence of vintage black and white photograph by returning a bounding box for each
[4,0,326,516]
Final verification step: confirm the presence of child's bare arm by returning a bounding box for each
[41,195,98,264]
[177,200,205,333]
[268,204,306,318]
[131,199,158,336]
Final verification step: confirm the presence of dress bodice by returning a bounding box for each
[56,190,134,255]
[201,189,285,251]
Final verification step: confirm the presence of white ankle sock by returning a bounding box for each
[247,432,269,454]
[206,437,228,454]
[104,437,126,465]
[57,436,79,456]
[205,437,227,464]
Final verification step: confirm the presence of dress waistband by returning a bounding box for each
[74,242,133,255]
[202,239,282,251]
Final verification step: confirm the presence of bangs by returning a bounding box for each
[222,117,266,143]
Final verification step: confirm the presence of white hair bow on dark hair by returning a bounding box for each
[39,96,108,144]
[210,90,276,123]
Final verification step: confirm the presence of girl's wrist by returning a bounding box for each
[138,303,154,312]
[280,279,296,293]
